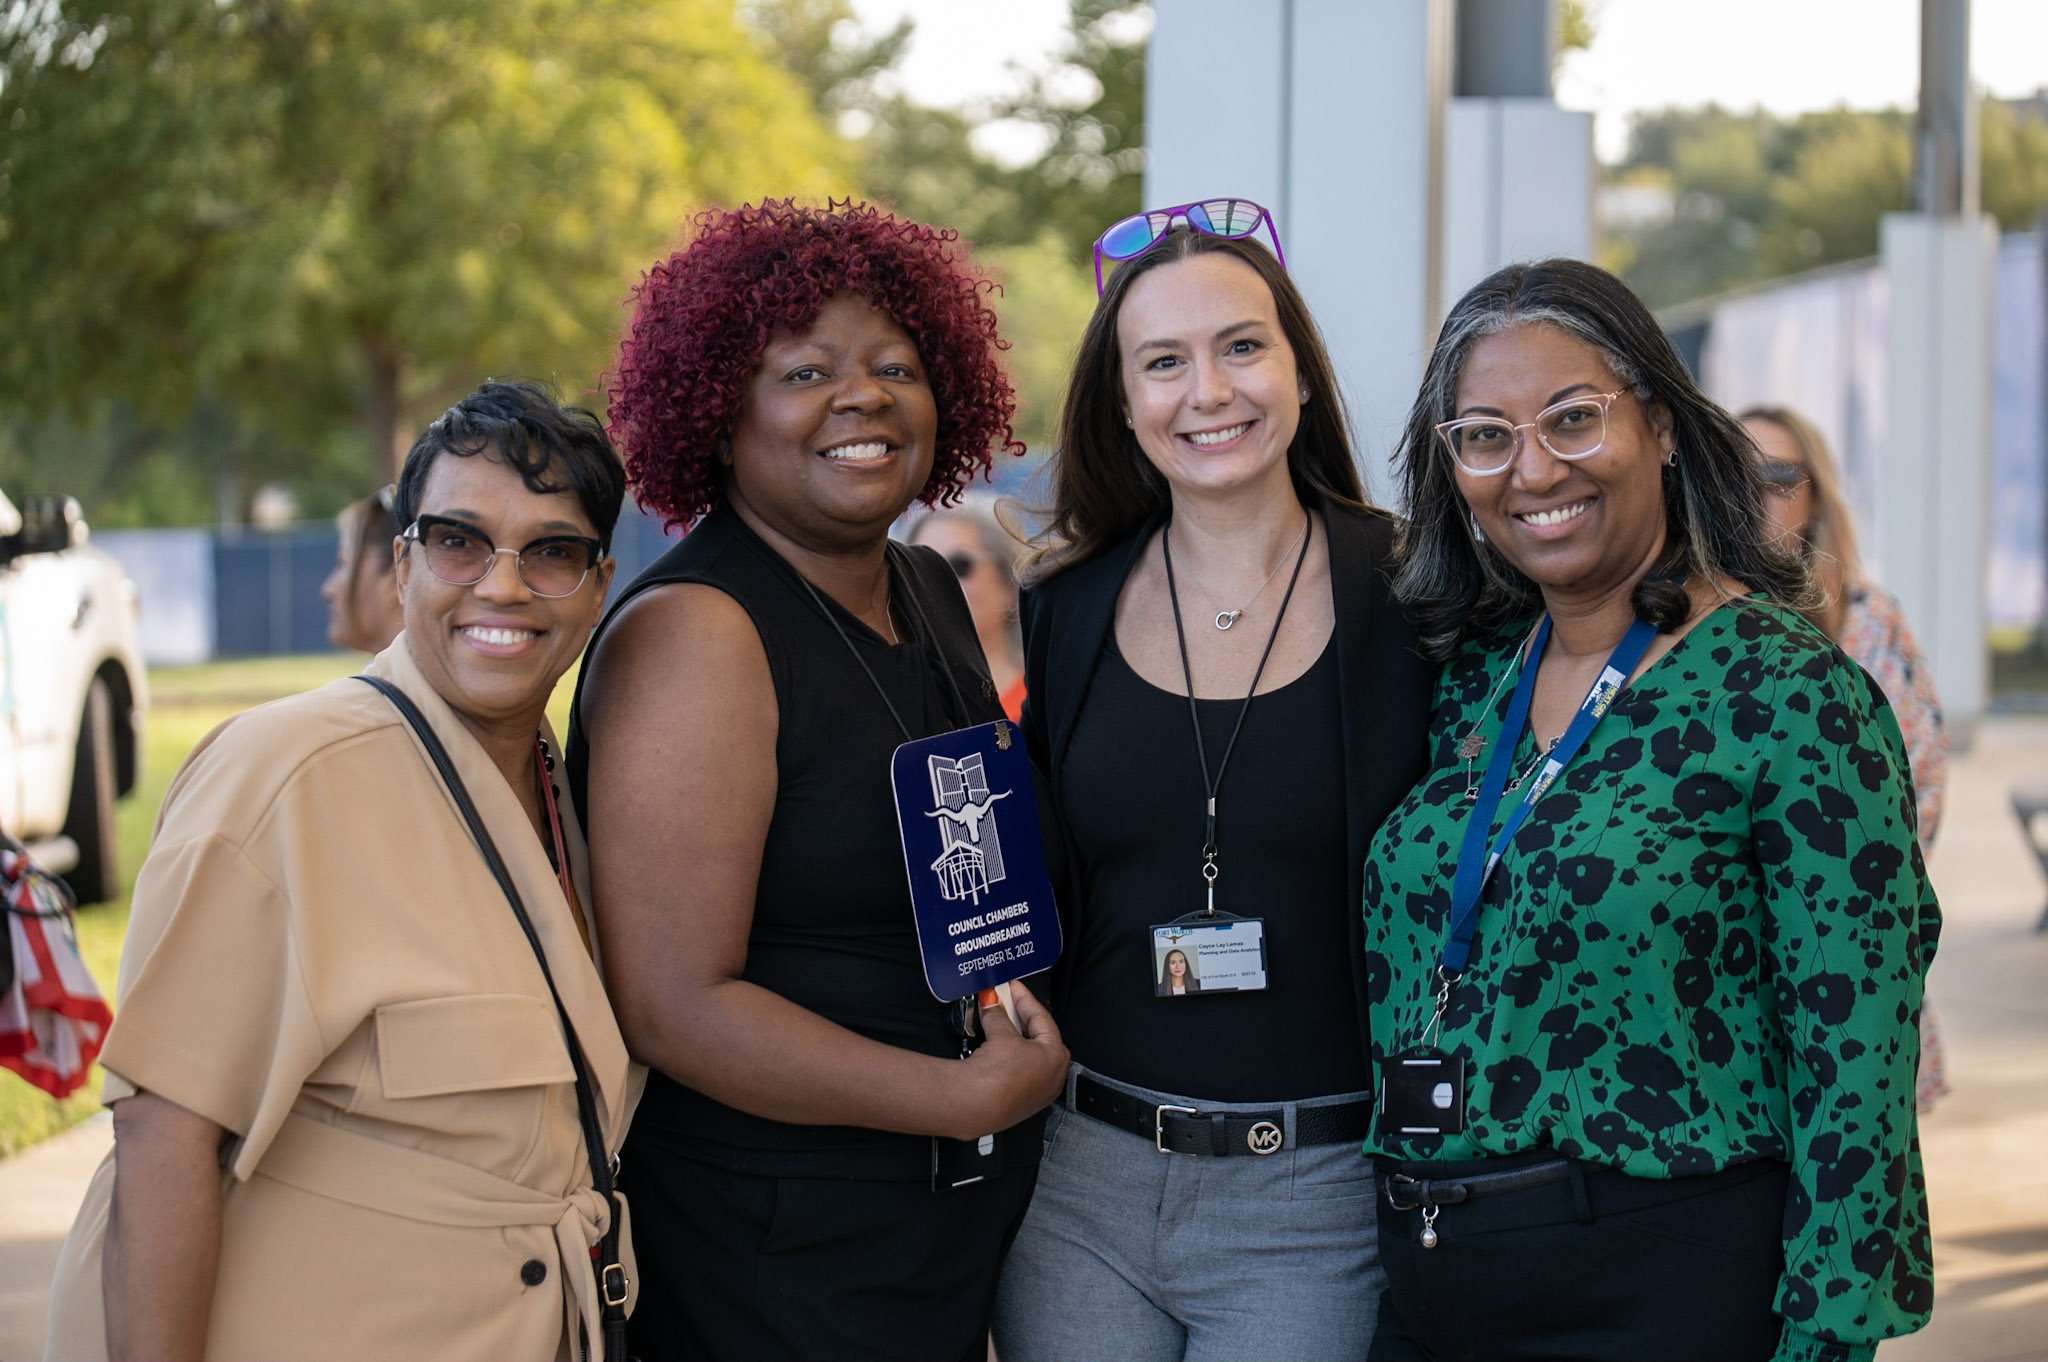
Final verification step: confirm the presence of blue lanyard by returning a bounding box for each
[1441,613,1657,978]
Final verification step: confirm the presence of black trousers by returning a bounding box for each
[621,1139,1039,1362]
[1369,1151,1791,1362]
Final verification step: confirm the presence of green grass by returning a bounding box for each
[0,656,340,1154]
[2,650,588,1157]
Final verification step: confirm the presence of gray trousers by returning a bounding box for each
[993,1066,1384,1362]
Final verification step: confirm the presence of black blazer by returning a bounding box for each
[1019,499,1436,1061]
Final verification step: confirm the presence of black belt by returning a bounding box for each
[1382,1159,1569,1211]
[1376,1153,1788,1249]
[1071,1073,1372,1157]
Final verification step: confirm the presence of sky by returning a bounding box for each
[846,0,2048,163]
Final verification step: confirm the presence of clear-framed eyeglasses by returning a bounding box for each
[402,515,602,598]
[1435,388,1634,477]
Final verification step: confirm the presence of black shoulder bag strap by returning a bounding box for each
[356,675,629,1362]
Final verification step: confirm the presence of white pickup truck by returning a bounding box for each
[0,489,147,904]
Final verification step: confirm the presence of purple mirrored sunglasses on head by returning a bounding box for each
[1091,198,1287,294]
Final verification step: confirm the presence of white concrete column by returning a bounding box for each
[1145,0,1451,507]
[1878,212,1997,745]
[1441,98,1594,306]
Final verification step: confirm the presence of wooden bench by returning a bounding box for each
[2008,781,2048,932]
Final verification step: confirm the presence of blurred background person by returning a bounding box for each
[909,496,1028,721]
[1741,403,1949,1112]
[571,200,1067,1362]
[45,381,633,1361]
[320,486,406,653]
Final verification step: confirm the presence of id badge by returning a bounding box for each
[891,720,1063,1002]
[931,1131,1002,1192]
[1149,917,1267,996]
[1376,1050,1466,1136]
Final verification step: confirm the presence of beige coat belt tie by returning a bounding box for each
[258,1111,635,1351]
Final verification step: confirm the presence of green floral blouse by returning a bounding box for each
[1362,600,1937,1362]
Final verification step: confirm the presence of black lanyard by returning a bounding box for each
[1160,512,1314,915]
[1441,613,1656,979]
[793,543,972,745]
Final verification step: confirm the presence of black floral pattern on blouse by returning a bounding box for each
[1362,600,1937,1361]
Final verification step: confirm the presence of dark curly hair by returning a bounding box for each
[607,199,1026,531]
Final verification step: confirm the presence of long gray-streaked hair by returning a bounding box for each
[1391,258,1808,662]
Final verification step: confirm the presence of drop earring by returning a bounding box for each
[1469,510,1487,544]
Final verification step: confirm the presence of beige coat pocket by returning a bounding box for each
[376,993,576,1099]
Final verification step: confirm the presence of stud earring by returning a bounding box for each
[1665,446,1680,466]
[1123,413,1134,428]
[1299,388,1310,402]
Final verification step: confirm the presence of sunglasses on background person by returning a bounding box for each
[403,515,602,597]
[1092,198,1287,294]
[1758,458,1810,497]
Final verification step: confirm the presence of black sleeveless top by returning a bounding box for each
[1057,633,1367,1102]
[566,504,1020,1172]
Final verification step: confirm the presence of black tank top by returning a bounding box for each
[567,504,1006,1169]
[1057,633,1367,1102]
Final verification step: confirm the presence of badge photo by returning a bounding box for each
[1149,918,1267,996]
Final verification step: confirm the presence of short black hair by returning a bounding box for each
[395,380,627,551]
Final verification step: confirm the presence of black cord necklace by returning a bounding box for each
[1160,510,1315,916]
[791,542,974,745]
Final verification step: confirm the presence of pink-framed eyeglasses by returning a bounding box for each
[1435,389,1633,476]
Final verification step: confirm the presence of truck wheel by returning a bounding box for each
[62,677,120,905]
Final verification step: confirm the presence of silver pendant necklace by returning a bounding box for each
[1167,511,1311,630]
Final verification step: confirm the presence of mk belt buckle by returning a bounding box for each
[1154,1103,1197,1155]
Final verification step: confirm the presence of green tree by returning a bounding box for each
[977,232,1100,449]
[1981,98,2048,232]
[1,0,846,493]
[740,0,908,117]
[998,0,1149,265]
[742,0,1115,451]
[1761,112,1910,273]
[1606,99,2048,309]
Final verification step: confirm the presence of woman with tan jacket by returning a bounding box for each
[45,381,633,1361]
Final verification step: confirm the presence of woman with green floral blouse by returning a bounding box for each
[1362,259,1936,1362]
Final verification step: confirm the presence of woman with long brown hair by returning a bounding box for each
[992,201,1434,1360]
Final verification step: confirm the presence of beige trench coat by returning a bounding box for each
[44,637,638,1361]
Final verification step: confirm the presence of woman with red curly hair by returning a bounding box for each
[566,200,1069,1361]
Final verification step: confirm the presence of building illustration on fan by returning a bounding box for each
[926,752,1011,904]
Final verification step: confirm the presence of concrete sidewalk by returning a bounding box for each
[1879,715,2048,1361]
[3,720,2047,1360]
[0,1112,106,1361]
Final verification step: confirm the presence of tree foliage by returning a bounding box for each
[1603,100,2048,309]
[745,0,1148,449]
[0,0,845,504]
